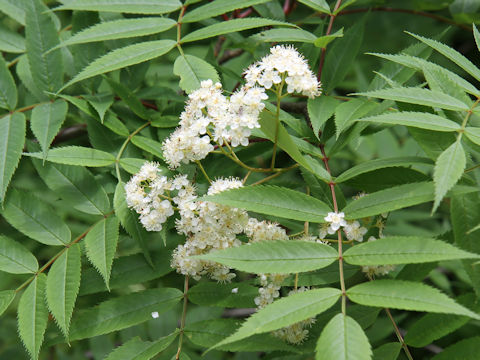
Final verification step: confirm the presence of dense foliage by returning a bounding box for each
[1,0,480,359]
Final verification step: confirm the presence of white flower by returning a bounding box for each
[344,221,368,242]
[151,312,159,319]
[231,287,239,294]
[324,211,347,233]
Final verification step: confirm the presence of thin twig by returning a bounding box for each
[317,0,343,81]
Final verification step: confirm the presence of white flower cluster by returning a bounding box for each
[162,79,267,168]
[124,162,174,231]
[255,274,287,309]
[272,287,316,344]
[245,218,288,243]
[320,212,368,242]
[361,236,395,277]
[244,45,321,98]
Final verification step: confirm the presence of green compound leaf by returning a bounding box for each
[182,0,269,23]
[343,236,480,265]
[354,87,470,111]
[131,136,164,159]
[465,127,480,146]
[46,244,81,340]
[0,290,15,316]
[25,0,63,95]
[335,97,378,137]
[407,31,480,83]
[347,280,480,320]
[181,18,294,43]
[431,336,480,360]
[55,0,181,14]
[336,156,432,183]
[252,28,317,43]
[114,182,152,266]
[357,111,461,132]
[433,140,465,213]
[0,54,17,110]
[259,110,313,171]
[84,216,119,290]
[307,96,340,140]
[201,185,331,223]
[30,100,68,160]
[104,332,179,360]
[2,188,70,245]
[67,288,182,341]
[342,182,475,219]
[51,17,176,50]
[197,240,338,274]
[297,0,330,13]
[173,54,220,94]
[31,159,110,215]
[0,112,25,205]
[211,288,341,350]
[316,313,372,360]
[61,40,176,90]
[17,274,48,360]
[0,235,38,274]
[0,25,25,53]
[26,146,116,167]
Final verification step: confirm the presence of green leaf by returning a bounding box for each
[307,96,340,140]
[0,112,25,205]
[465,127,480,146]
[67,288,182,341]
[61,40,176,90]
[303,155,331,183]
[198,240,338,274]
[355,87,470,111]
[31,159,110,215]
[252,28,317,43]
[17,274,48,360]
[84,216,119,290]
[130,136,164,159]
[105,78,148,120]
[343,236,480,265]
[26,0,63,95]
[322,18,365,94]
[335,98,378,137]
[55,0,181,14]
[26,146,116,167]
[433,140,465,212]
[0,0,26,25]
[52,17,176,50]
[336,156,432,183]
[314,28,344,48]
[104,332,179,360]
[182,0,269,23]
[431,336,480,360]
[347,280,480,319]
[342,182,475,220]
[114,182,152,266]
[119,158,147,174]
[316,313,372,360]
[30,100,68,160]
[16,55,46,101]
[258,110,312,170]
[407,31,480,83]
[181,18,294,43]
[188,281,258,308]
[357,111,461,132]
[2,188,70,245]
[211,288,341,349]
[79,251,172,295]
[474,24,480,53]
[0,235,38,274]
[46,244,81,339]
[0,290,15,316]
[84,93,114,122]
[297,0,330,13]
[173,54,219,94]
[0,55,16,110]
[372,343,401,360]
[0,25,25,53]
[201,185,331,222]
